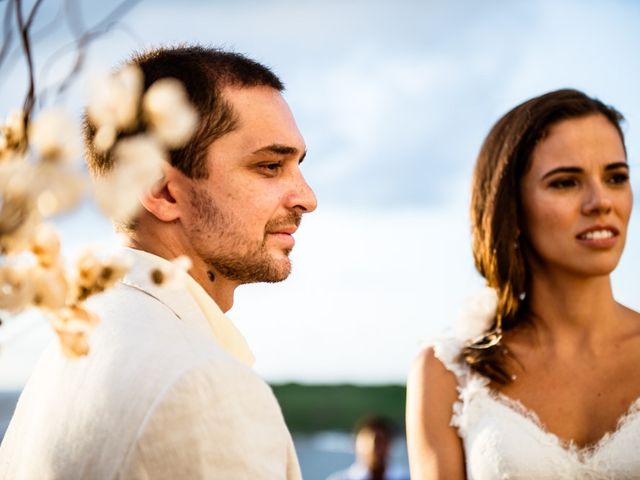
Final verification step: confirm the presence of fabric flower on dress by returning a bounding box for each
[455,286,499,342]
[453,374,490,434]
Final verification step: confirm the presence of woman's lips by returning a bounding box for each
[575,227,619,248]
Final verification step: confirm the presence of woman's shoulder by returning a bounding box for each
[408,337,466,401]
[416,336,469,379]
[622,303,640,322]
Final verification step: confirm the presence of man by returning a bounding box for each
[327,416,409,480]
[0,46,316,479]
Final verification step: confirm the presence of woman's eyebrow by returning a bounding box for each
[541,166,582,180]
[541,162,629,180]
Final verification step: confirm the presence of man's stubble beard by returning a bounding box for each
[189,187,301,284]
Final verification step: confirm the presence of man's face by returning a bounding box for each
[184,86,317,284]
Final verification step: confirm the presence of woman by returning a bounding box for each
[406,89,640,479]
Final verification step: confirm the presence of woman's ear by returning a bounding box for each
[139,163,185,222]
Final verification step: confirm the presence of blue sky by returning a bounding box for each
[0,0,638,386]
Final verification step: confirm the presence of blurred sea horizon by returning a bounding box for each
[0,387,409,480]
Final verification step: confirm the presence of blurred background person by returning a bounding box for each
[327,416,409,480]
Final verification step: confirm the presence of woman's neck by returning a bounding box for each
[525,270,623,355]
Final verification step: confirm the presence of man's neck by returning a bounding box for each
[127,231,239,312]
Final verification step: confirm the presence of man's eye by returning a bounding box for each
[549,178,578,189]
[258,163,282,174]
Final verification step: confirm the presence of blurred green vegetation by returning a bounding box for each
[270,383,406,433]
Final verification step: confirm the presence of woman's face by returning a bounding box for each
[520,114,632,278]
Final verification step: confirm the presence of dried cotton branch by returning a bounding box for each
[93,134,166,224]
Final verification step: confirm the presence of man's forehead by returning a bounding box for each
[221,86,306,155]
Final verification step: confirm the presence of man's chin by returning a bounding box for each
[261,258,292,283]
[236,257,291,284]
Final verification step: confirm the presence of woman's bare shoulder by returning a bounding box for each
[407,346,459,406]
[406,346,466,480]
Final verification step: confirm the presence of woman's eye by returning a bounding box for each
[549,178,578,189]
[607,172,629,185]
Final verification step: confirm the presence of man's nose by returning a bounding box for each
[287,171,317,214]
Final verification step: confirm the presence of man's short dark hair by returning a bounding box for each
[84,45,284,179]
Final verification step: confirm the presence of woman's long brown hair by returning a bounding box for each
[463,89,626,384]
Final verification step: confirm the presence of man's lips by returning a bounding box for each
[267,226,297,247]
[269,226,298,235]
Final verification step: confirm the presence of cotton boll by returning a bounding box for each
[456,286,499,340]
[32,264,67,310]
[50,305,98,357]
[87,65,143,131]
[95,254,130,292]
[142,78,198,148]
[93,134,166,224]
[72,249,130,302]
[2,110,26,151]
[0,198,39,255]
[54,328,90,358]
[150,254,192,288]
[0,264,35,312]
[0,160,39,254]
[34,165,86,217]
[30,223,60,267]
[29,108,79,162]
[93,125,117,153]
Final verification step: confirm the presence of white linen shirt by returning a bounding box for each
[0,249,301,479]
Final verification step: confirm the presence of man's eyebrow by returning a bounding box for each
[253,144,300,156]
[252,144,307,162]
[541,162,629,180]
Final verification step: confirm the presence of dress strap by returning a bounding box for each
[431,335,470,385]
[430,335,491,433]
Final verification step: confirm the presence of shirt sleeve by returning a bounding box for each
[117,358,301,480]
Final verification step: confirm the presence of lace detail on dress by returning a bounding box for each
[431,336,490,433]
[430,335,640,479]
[488,392,640,461]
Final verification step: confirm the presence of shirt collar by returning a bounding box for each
[121,248,255,368]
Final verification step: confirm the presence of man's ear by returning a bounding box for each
[139,163,186,222]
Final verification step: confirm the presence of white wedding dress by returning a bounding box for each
[433,336,640,480]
